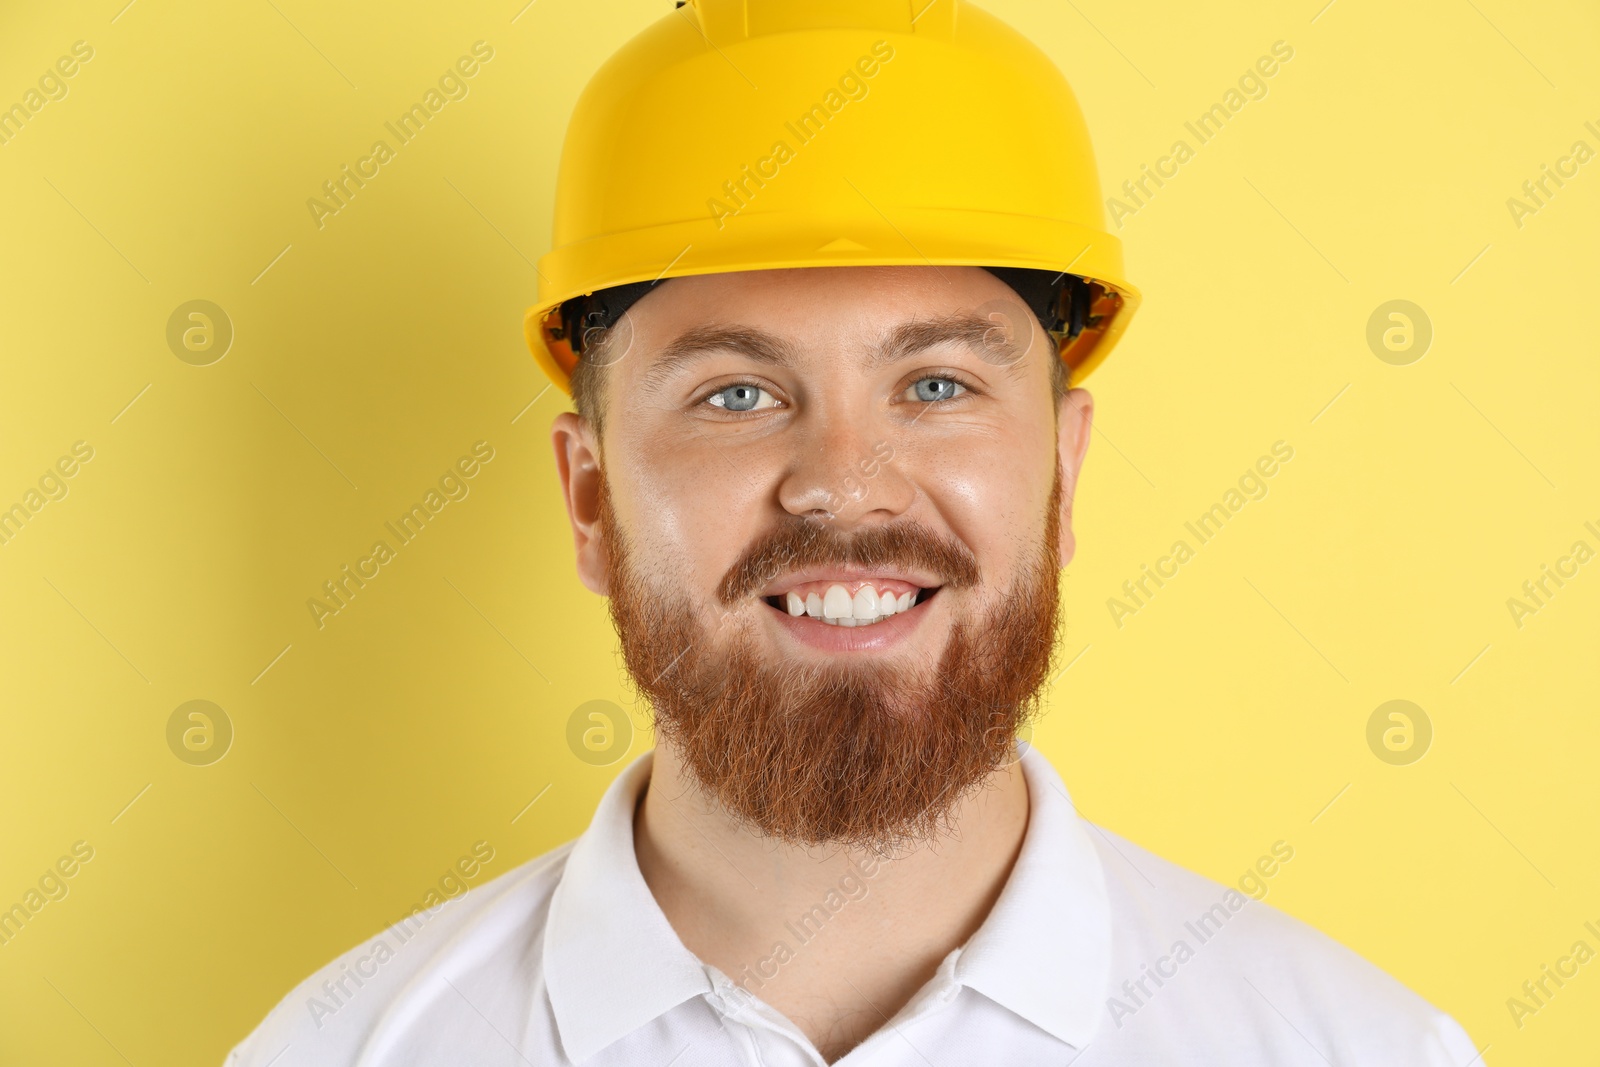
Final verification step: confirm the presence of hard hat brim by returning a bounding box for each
[524,204,1139,399]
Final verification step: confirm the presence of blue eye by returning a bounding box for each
[706,383,778,411]
[908,377,966,402]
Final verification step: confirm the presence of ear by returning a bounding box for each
[1056,388,1093,566]
[550,411,610,596]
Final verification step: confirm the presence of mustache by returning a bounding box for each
[716,516,982,604]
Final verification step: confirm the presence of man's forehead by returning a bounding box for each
[622,266,1035,388]
[634,314,1026,395]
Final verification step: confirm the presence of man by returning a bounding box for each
[227,2,1482,1064]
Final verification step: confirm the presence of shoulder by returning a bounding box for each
[1083,823,1481,1065]
[220,840,575,1067]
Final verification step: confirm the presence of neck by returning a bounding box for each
[633,741,1031,1059]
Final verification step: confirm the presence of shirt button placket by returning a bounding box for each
[708,982,826,1067]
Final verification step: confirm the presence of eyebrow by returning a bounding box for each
[637,312,1017,395]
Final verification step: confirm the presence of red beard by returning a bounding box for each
[598,465,1065,852]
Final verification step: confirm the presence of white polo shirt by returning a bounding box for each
[224,746,1482,1066]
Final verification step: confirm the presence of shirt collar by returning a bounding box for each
[544,744,1113,1060]
[544,748,714,1064]
[952,744,1113,1049]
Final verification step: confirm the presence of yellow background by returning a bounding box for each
[1,0,1595,1063]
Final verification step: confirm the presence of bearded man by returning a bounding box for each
[226,2,1481,1064]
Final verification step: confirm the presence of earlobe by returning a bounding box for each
[550,412,610,596]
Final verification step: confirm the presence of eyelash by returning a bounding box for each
[698,373,979,412]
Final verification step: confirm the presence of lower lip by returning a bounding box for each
[763,589,940,652]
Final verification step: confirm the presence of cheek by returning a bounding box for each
[617,451,755,593]
[906,435,1047,564]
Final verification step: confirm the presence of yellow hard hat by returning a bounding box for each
[523,0,1140,398]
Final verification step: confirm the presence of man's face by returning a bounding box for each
[552,265,1094,851]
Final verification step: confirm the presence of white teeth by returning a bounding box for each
[822,585,853,620]
[779,582,927,627]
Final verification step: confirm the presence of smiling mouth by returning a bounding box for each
[761,585,940,627]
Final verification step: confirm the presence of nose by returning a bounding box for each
[776,414,913,529]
